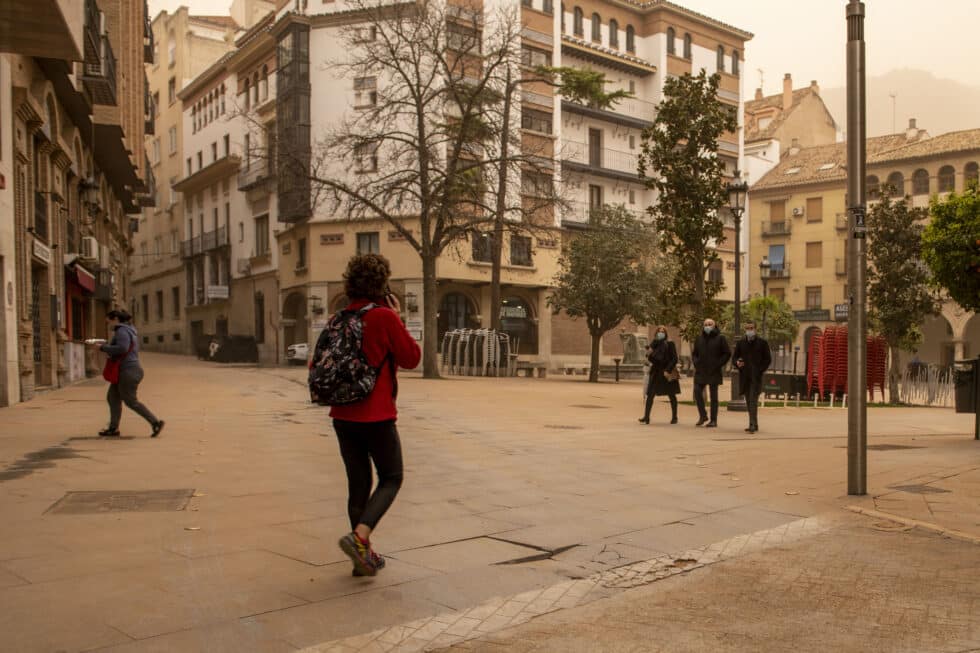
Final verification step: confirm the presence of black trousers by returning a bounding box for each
[333,419,404,531]
[643,392,677,421]
[107,366,158,429]
[694,382,720,422]
[745,378,762,427]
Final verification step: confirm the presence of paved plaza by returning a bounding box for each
[0,353,978,652]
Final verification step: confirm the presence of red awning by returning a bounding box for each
[71,263,96,293]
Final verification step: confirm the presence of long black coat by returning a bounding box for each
[733,336,773,397]
[692,330,732,386]
[646,339,681,397]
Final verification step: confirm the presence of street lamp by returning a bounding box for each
[759,256,771,339]
[726,170,749,413]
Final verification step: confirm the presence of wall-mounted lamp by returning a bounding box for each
[405,291,418,313]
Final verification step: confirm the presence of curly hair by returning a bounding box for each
[343,253,391,300]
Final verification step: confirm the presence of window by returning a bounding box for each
[938,165,955,193]
[169,177,177,206]
[254,293,265,344]
[522,172,551,198]
[717,46,725,72]
[666,27,675,54]
[223,134,230,156]
[255,215,269,256]
[767,244,785,273]
[186,158,192,176]
[521,108,552,134]
[472,232,493,262]
[153,92,160,117]
[806,197,823,222]
[886,172,905,197]
[588,184,603,210]
[154,236,162,260]
[296,237,307,269]
[629,134,636,149]
[683,33,692,59]
[561,2,565,31]
[244,133,250,170]
[211,142,218,162]
[625,25,635,52]
[168,77,176,104]
[769,199,786,221]
[252,72,260,104]
[628,189,636,204]
[542,0,553,15]
[220,84,226,114]
[806,241,823,268]
[151,139,160,164]
[260,66,269,101]
[962,162,979,187]
[867,175,881,199]
[732,50,740,76]
[169,126,177,154]
[171,230,178,254]
[770,287,785,302]
[588,128,602,166]
[511,235,533,267]
[521,46,551,67]
[573,7,583,36]
[447,24,480,52]
[354,26,378,42]
[707,261,723,284]
[238,222,244,243]
[353,77,377,108]
[243,78,250,109]
[591,13,601,41]
[609,19,618,48]
[197,151,203,169]
[806,286,822,310]
[168,33,176,65]
[224,202,230,230]
[142,294,149,320]
[356,232,380,255]
[156,291,164,321]
[912,169,930,195]
[354,142,378,172]
[172,287,180,318]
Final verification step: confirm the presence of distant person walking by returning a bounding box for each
[312,254,421,577]
[639,325,680,425]
[733,321,772,433]
[89,309,164,437]
[692,317,731,428]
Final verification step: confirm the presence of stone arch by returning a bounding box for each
[917,312,955,368]
[963,313,980,360]
[437,290,480,343]
[499,291,539,355]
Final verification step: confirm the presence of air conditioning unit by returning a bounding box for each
[792,207,805,217]
[81,236,99,261]
[237,258,252,275]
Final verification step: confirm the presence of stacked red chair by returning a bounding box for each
[834,326,849,397]
[806,328,823,397]
[867,336,888,400]
[818,326,838,399]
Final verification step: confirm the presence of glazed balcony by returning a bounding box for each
[82,0,117,106]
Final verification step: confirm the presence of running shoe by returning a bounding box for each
[352,551,385,577]
[339,533,377,577]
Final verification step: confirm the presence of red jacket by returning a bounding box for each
[328,300,421,423]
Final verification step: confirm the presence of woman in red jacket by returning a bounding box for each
[332,254,421,576]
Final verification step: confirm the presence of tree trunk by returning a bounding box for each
[490,69,513,333]
[888,344,902,404]
[589,331,601,383]
[421,253,441,379]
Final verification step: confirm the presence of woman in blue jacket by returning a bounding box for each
[90,309,164,437]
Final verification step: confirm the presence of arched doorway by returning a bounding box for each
[918,314,954,368]
[964,313,980,360]
[282,292,308,348]
[438,292,478,344]
[500,295,538,355]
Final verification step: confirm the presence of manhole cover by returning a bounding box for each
[887,484,951,495]
[46,489,195,515]
[544,425,584,430]
[868,444,924,451]
[569,404,608,409]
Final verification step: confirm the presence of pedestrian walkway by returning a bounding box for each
[0,353,976,652]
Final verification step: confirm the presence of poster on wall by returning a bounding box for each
[406,318,422,342]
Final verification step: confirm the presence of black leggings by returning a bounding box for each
[333,419,404,531]
[643,392,678,421]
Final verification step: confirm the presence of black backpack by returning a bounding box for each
[308,305,385,406]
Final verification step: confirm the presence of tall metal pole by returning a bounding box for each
[846,0,868,495]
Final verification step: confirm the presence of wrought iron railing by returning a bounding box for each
[33,191,48,241]
[761,221,792,237]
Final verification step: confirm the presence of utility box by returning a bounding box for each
[954,359,977,414]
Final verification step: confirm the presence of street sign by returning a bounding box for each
[206,285,229,300]
[793,309,831,322]
[850,206,866,239]
[834,303,849,322]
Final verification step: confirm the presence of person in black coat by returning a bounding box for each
[733,320,772,433]
[692,317,731,427]
[639,325,681,425]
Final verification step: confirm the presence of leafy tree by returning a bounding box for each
[719,296,799,346]
[539,67,631,109]
[923,184,980,312]
[638,71,737,344]
[867,192,940,403]
[547,206,673,383]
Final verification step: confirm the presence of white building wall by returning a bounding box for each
[0,55,19,406]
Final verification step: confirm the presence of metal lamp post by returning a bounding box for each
[759,256,771,339]
[726,171,750,412]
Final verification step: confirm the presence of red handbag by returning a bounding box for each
[102,339,134,384]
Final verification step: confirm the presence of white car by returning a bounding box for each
[287,343,309,365]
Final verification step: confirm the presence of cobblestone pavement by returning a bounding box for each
[0,354,977,652]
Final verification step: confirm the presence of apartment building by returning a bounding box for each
[263,0,750,371]
[748,119,979,368]
[0,0,153,404]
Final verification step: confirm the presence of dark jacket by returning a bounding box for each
[692,329,731,385]
[100,324,140,369]
[733,335,772,397]
[646,339,681,397]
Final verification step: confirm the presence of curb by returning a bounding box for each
[846,505,980,546]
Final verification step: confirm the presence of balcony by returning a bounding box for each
[836,213,849,231]
[238,161,271,191]
[144,79,155,135]
[33,191,48,242]
[181,235,202,259]
[562,200,648,225]
[762,263,791,280]
[562,95,657,129]
[82,0,117,106]
[761,221,792,237]
[0,0,84,60]
[138,155,156,208]
[143,0,153,64]
[836,258,847,277]
[199,226,229,253]
[561,140,640,182]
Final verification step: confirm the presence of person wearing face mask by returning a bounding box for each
[639,325,680,425]
[691,317,731,427]
[733,321,772,433]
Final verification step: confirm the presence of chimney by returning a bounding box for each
[789,138,801,156]
[810,80,820,96]
[907,118,919,140]
[783,73,793,110]
[755,87,763,101]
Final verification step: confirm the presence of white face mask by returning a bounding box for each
[656,332,666,341]
[746,330,756,339]
[704,326,714,334]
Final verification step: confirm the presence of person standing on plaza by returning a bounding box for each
[326,254,421,577]
[691,317,730,428]
[89,309,164,437]
[639,325,680,425]
[733,321,772,434]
